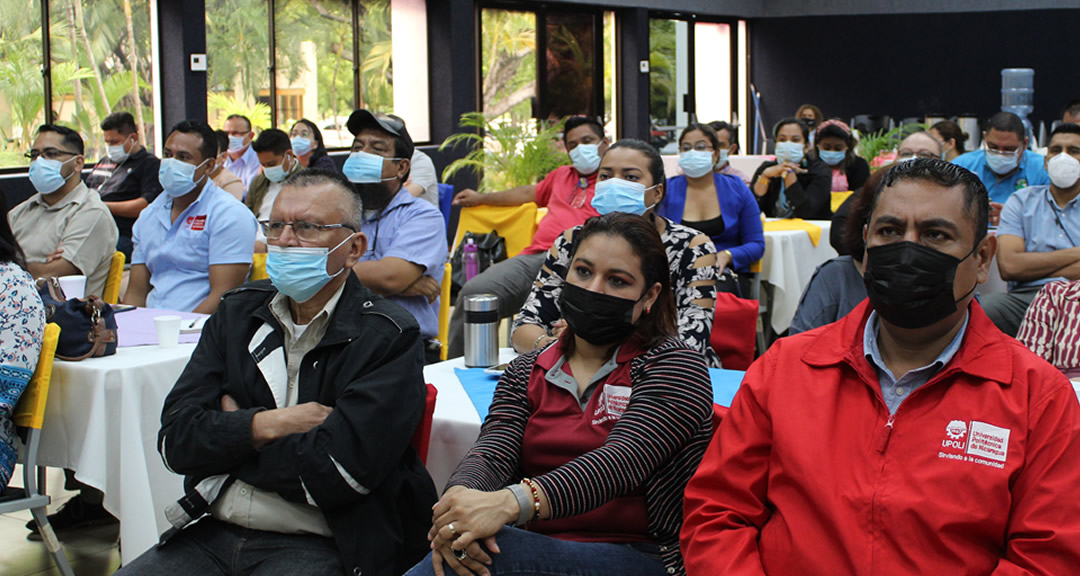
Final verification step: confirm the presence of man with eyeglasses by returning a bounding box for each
[8,124,118,299]
[123,120,256,314]
[981,122,1080,337]
[343,109,448,363]
[116,169,437,576]
[222,114,261,197]
[953,111,1049,224]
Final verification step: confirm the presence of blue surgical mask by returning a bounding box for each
[159,157,209,198]
[263,156,292,183]
[679,150,715,178]
[266,234,353,302]
[290,136,313,157]
[775,141,805,164]
[228,135,247,153]
[343,150,398,184]
[107,137,133,163]
[715,149,730,170]
[818,148,846,166]
[569,144,601,175]
[592,178,659,216]
[985,146,1020,175]
[28,156,76,194]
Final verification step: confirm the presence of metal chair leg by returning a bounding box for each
[30,506,75,576]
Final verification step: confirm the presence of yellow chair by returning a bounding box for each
[250,252,269,281]
[831,190,853,214]
[437,262,452,361]
[453,203,540,259]
[0,323,74,576]
[102,251,125,304]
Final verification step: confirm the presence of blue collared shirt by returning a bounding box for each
[952,149,1049,204]
[863,310,969,414]
[224,146,262,197]
[998,185,1080,290]
[132,180,257,312]
[358,188,447,338]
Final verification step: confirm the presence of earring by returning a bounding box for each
[645,306,651,314]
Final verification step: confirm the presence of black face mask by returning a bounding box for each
[559,282,640,346]
[354,181,395,212]
[863,241,978,330]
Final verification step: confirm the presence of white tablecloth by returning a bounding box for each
[424,349,518,492]
[39,345,192,563]
[760,220,838,334]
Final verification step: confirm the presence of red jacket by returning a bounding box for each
[681,300,1080,576]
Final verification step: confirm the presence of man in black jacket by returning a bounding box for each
[117,169,437,576]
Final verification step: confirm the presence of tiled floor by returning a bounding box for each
[1,466,121,576]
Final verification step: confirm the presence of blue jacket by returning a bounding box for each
[660,173,765,272]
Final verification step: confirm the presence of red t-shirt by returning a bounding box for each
[523,166,600,255]
[521,342,650,543]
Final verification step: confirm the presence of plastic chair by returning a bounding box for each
[102,251,125,304]
[453,203,539,259]
[437,183,454,232]
[831,191,853,214]
[410,383,438,465]
[437,262,452,361]
[250,253,269,281]
[0,323,74,576]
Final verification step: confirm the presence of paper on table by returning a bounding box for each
[116,307,209,347]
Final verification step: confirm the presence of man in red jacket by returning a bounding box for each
[681,158,1080,575]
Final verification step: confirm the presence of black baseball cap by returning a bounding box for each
[346,109,414,158]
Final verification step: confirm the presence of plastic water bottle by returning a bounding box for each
[463,238,479,282]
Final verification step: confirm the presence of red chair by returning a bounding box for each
[411,384,438,464]
[710,292,759,371]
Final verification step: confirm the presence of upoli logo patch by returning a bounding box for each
[946,420,967,440]
[938,419,1010,469]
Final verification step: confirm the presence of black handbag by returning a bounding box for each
[716,269,744,299]
[449,231,508,300]
[37,278,118,361]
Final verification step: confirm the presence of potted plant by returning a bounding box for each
[439,112,568,192]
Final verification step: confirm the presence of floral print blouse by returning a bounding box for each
[1,261,46,489]
[513,215,722,368]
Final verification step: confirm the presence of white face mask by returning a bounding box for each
[1048,152,1080,189]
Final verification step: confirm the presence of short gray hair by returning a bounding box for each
[283,168,363,230]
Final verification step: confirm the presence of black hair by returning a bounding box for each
[101,111,137,135]
[251,128,291,155]
[563,116,604,145]
[292,118,328,163]
[679,123,721,152]
[869,158,989,248]
[931,120,967,154]
[814,121,858,169]
[1051,122,1080,139]
[37,124,84,155]
[0,193,27,269]
[225,114,252,132]
[986,111,1026,140]
[214,130,229,155]
[1061,99,1080,120]
[708,121,739,150]
[773,117,809,141]
[167,120,218,160]
[604,138,666,188]
[562,212,677,354]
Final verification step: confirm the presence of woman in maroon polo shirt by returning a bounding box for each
[406,212,714,576]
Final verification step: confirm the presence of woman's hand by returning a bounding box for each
[431,537,501,576]
[429,487,518,555]
[761,164,788,179]
[781,161,807,175]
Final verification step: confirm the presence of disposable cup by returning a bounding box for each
[57,275,87,300]
[154,315,182,348]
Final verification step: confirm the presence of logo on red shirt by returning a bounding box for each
[189,215,207,231]
[938,419,1009,469]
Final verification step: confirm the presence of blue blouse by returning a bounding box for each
[660,173,765,272]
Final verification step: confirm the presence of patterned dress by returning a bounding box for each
[0,261,45,490]
[513,215,722,368]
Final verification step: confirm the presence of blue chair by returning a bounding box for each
[437,183,454,231]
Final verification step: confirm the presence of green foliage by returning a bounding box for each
[480,9,536,122]
[207,93,273,131]
[440,112,569,193]
[856,123,928,166]
[649,19,677,126]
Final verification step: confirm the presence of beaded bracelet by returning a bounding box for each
[521,477,541,522]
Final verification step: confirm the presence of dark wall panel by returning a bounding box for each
[751,9,1080,135]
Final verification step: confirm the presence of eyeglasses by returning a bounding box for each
[984,143,1020,156]
[896,150,939,161]
[25,148,79,161]
[679,143,714,153]
[258,220,357,241]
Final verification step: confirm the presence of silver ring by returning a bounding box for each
[453,548,468,561]
[447,522,457,537]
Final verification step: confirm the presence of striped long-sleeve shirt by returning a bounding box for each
[1016,280,1080,374]
[447,337,714,575]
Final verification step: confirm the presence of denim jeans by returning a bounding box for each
[115,518,343,576]
[404,526,665,576]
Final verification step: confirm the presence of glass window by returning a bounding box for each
[206,0,271,132]
[543,11,596,121]
[0,0,44,167]
[649,18,688,153]
[603,10,617,139]
[694,22,731,127]
[480,8,536,123]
